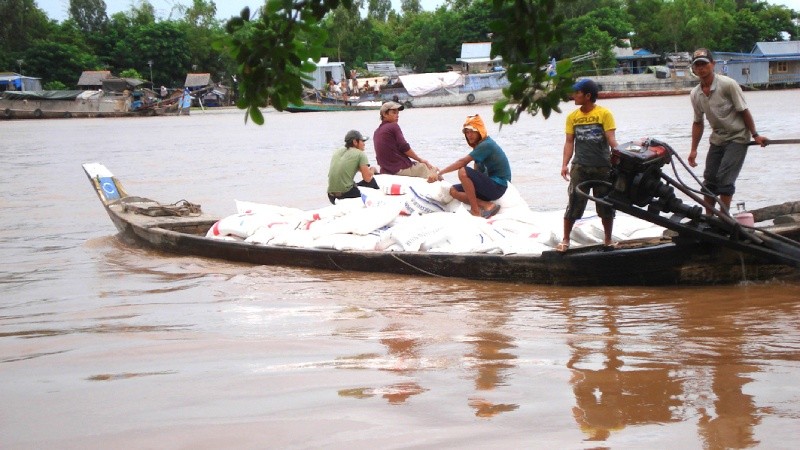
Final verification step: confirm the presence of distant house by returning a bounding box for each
[306,58,347,91]
[714,41,800,87]
[77,70,111,90]
[184,73,213,91]
[183,73,230,106]
[0,72,42,91]
[456,42,503,73]
[612,40,661,74]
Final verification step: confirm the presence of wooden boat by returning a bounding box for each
[1,89,189,119]
[83,155,800,286]
[375,71,509,109]
[285,101,381,113]
[286,89,381,113]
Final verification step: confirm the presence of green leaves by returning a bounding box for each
[489,0,574,125]
[222,0,348,123]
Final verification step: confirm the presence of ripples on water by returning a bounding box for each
[1,91,799,448]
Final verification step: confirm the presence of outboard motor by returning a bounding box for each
[609,139,703,221]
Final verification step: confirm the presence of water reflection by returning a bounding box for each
[563,296,682,440]
[558,288,786,446]
[464,297,520,418]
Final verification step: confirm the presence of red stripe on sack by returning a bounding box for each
[390,184,402,195]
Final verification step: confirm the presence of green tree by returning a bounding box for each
[119,68,144,79]
[178,0,234,84]
[625,0,665,53]
[69,0,108,34]
[21,39,101,87]
[367,0,391,21]
[43,80,68,90]
[558,7,633,60]
[129,0,156,26]
[576,26,616,76]
[324,0,365,63]
[112,21,191,87]
[0,0,55,55]
[401,0,422,15]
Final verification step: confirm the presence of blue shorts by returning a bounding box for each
[453,167,508,201]
[703,141,748,196]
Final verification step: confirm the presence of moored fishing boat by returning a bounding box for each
[83,138,800,286]
[285,89,382,113]
[1,88,191,119]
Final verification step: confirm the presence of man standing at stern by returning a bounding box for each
[558,78,619,252]
[687,48,768,214]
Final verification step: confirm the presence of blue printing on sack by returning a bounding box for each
[408,186,445,213]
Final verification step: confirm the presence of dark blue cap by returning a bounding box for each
[572,78,598,93]
[572,78,599,101]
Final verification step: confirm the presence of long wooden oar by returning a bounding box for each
[749,138,800,146]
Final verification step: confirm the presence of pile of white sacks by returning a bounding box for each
[206,174,666,255]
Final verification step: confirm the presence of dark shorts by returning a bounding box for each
[453,166,508,201]
[327,185,361,204]
[564,164,614,221]
[703,141,748,196]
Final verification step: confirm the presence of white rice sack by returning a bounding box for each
[497,237,553,255]
[422,215,506,253]
[244,219,302,244]
[235,200,303,217]
[305,198,364,221]
[383,211,455,251]
[569,216,605,245]
[360,187,404,209]
[307,204,402,238]
[403,185,448,215]
[493,182,530,216]
[206,212,273,239]
[612,214,665,239]
[208,235,245,242]
[627,226,667,240]
[411,180,454,204]
[313,233,381,251]
[488,217,559,246]
[268,229,316,248]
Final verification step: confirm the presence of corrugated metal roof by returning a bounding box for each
[752,41,800,55]
[460,42,492,59]
[184,73,212,87]
[366,61,399,77]
[77,70,111,86]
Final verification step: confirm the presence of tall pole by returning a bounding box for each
[148,60,153,87]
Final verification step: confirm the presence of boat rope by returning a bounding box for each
[125,199,202,217]
[389,253,448,278]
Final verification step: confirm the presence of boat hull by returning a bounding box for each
[85,163,799,286]
[99,199,799,286]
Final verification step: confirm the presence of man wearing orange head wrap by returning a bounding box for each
[427,114,511,218]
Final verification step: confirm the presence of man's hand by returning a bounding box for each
[688,149,698,168]
[561,165,570,181]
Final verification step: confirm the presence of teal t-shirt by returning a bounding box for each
[469,136,511,186]
[327,147,369,193]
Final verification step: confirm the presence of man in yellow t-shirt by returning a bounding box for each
[558,79,620,252]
